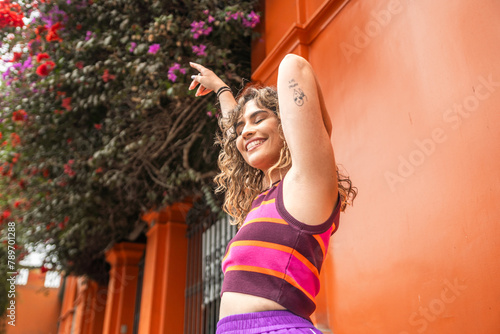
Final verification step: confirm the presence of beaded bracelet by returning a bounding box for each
[216,86,232,99]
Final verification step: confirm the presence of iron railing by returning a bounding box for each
[185,214,236,334]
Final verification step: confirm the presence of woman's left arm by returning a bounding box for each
[277,54,338,224]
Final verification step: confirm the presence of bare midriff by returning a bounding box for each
[219,292,287,320]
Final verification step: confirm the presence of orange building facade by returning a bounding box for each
[56,0,500,333]
[251,0,500,333]
[4,268,61,334]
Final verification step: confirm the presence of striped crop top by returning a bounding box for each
[221,178,341,321]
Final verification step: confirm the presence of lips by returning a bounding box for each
[246,139,266,151]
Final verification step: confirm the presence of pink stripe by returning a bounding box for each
[245,202,281,222]
[223,246,319,297]
[317,225,335,251]
[286,255,320,297]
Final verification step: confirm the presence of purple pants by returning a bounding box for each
[216,310,323,334]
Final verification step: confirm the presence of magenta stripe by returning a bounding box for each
[317,225,335,250]
[223,245,319,298]
[245,202,282,222]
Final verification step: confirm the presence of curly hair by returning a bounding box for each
[214,86,357,228]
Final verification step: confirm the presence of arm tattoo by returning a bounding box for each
[288,79,308,106]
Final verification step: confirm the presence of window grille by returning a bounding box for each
[15,268,29,285]
[44,271,61,288]
[185,214,237,334]
[133,254,145,334]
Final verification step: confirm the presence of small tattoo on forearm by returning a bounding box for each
[288,79,298,89]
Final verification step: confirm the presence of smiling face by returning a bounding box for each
[235,100,284,173]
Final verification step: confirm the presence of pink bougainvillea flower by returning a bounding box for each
[148,43,160,54]
[192,44,207,57]
[36,61,56,76]
[243,11,260,28]
[190,21,212,39]
[129,42,137,53]
[168,72,177,82]
[167,63,187,83]
[85,30,94,41]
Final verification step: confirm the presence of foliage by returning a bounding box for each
[0,0,260,298]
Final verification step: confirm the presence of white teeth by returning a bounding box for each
[247,140,265,151]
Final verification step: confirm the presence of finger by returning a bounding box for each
[189,79,200,90]
[198,86,212,96]
[190,62,206,72]
[195,85,211,97]
[195,84,205,97]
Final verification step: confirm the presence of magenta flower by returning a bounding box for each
[85,31,94,41]
[129,42,137,53]
[190,21,212,39]
[170,63,180,71]
[192,44,207,57]
[167,63,186,83]
[243,11,260,28]
[208,15,215,23]
[148,44,160,54]
[190,21,205,39]
[168,72,177,82]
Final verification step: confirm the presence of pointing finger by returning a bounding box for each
[189,62,205,72]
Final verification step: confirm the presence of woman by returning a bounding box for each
[189,54,357,334]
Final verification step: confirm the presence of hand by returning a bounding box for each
[189,62,227,97]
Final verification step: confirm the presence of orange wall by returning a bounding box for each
[6,269,61,334]
[253,0,500,333]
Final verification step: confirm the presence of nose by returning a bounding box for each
[241,123,256,138]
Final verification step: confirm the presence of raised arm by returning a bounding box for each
[277,54,339,225]
[189,62,236,119]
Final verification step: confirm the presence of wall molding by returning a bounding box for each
[252,0,351,83]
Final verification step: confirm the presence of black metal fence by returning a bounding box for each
[184,214,237,334]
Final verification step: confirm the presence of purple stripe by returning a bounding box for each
[216,310,319,334]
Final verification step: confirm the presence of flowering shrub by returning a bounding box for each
[0,0,260,291]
